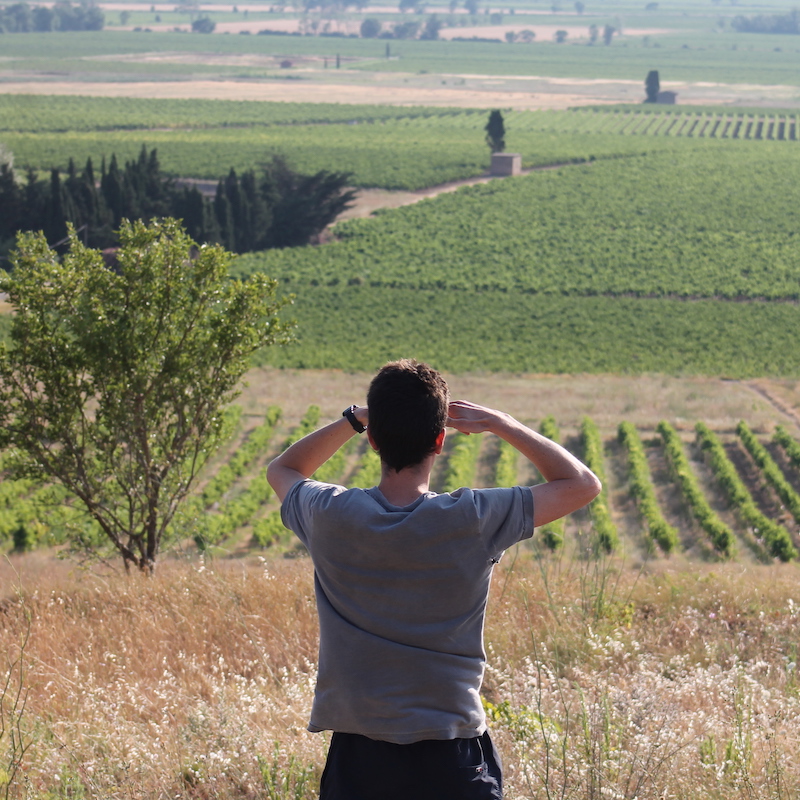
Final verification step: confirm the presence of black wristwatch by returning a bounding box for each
[343,405,366,433]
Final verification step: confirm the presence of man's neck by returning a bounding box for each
[377,457,435,507]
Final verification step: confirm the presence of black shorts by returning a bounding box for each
[318,730,503,800]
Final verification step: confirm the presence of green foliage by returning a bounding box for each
[236,142,800,378]
[257,745,318,800]
[537,416,564,551]
[313,438,355,485]
[0,1,104,32]
[442,432,482,493]
[0,219,293,571]
[200,406,281,507]
[243,146,800,300]
[194,472,274,548]
[485,109,505,153]
[251,510,292,549]
[657,421,735,558]
[0,148,355,254]
[348,446,382,489]
[251,285,800,379]
[737,420,800,525]
[579,418,618,554]
[773,425,800,469]
[695,422,796,562]
[617,421,679,554]
[284,405,321,448]
[493,439,518,489]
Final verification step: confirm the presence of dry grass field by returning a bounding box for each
[3,369,800,798]
[1,552,799,799]
[236,367,800,438]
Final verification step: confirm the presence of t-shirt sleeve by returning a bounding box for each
[280,479,346,547]
[473,486,534,559]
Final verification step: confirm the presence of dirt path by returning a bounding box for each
[743,381,800,428]
[337,161,576,221]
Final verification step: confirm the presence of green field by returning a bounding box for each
[222,143,800,377]
[5,96,799,188]
[2,26,800,85]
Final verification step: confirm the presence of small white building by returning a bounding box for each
[490,153,522,176]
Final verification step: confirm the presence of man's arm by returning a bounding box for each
[267,406,369,502]
[447,401,601,527]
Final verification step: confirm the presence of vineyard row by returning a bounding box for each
[3,408,800,564]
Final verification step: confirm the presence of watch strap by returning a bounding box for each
[343,404,366,433]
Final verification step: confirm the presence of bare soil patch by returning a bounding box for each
[3,73,797,108]
[439,24,669,42]
[0,78,601,109]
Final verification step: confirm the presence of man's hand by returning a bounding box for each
[447,400,602,526]
[447,401,509,435]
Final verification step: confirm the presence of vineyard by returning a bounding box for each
[4,96,800,189]
[4,399,800,566]
[228,142,800,377]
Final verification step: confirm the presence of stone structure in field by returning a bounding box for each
[490,153,521,176]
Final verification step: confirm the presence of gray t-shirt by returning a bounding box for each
[281,479,534,745]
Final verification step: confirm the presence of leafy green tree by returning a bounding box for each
[191,15,215,32]
[360,16,381,36]
[393,19,419,37]
[485,109,505,153]
[0,218,294,573]
[645,69,660,103]
[262,157,356,248]
[420,13,441,39]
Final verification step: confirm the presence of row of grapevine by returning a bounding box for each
[5,410,800,563]
[737,421,800,525]
[579,417,618,554]
[617,422,679,555]
[537,416,564,551]
[523,108,800,142]
[442,432,482,493]
[695,422,797,562]
[774,425,800,469]
[0,94,469,134]
[200,406,279,508]
[348,447,382,489]
[197,405,320,548]
[656,421,735,558]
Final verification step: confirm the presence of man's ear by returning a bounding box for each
[434,429,446,455]
[367,429,379,453]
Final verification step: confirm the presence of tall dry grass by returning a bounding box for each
[1,551,799,799]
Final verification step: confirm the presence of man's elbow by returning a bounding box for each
[585,470,603,502]
[571,469,602,511]
[266,458,287,497]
